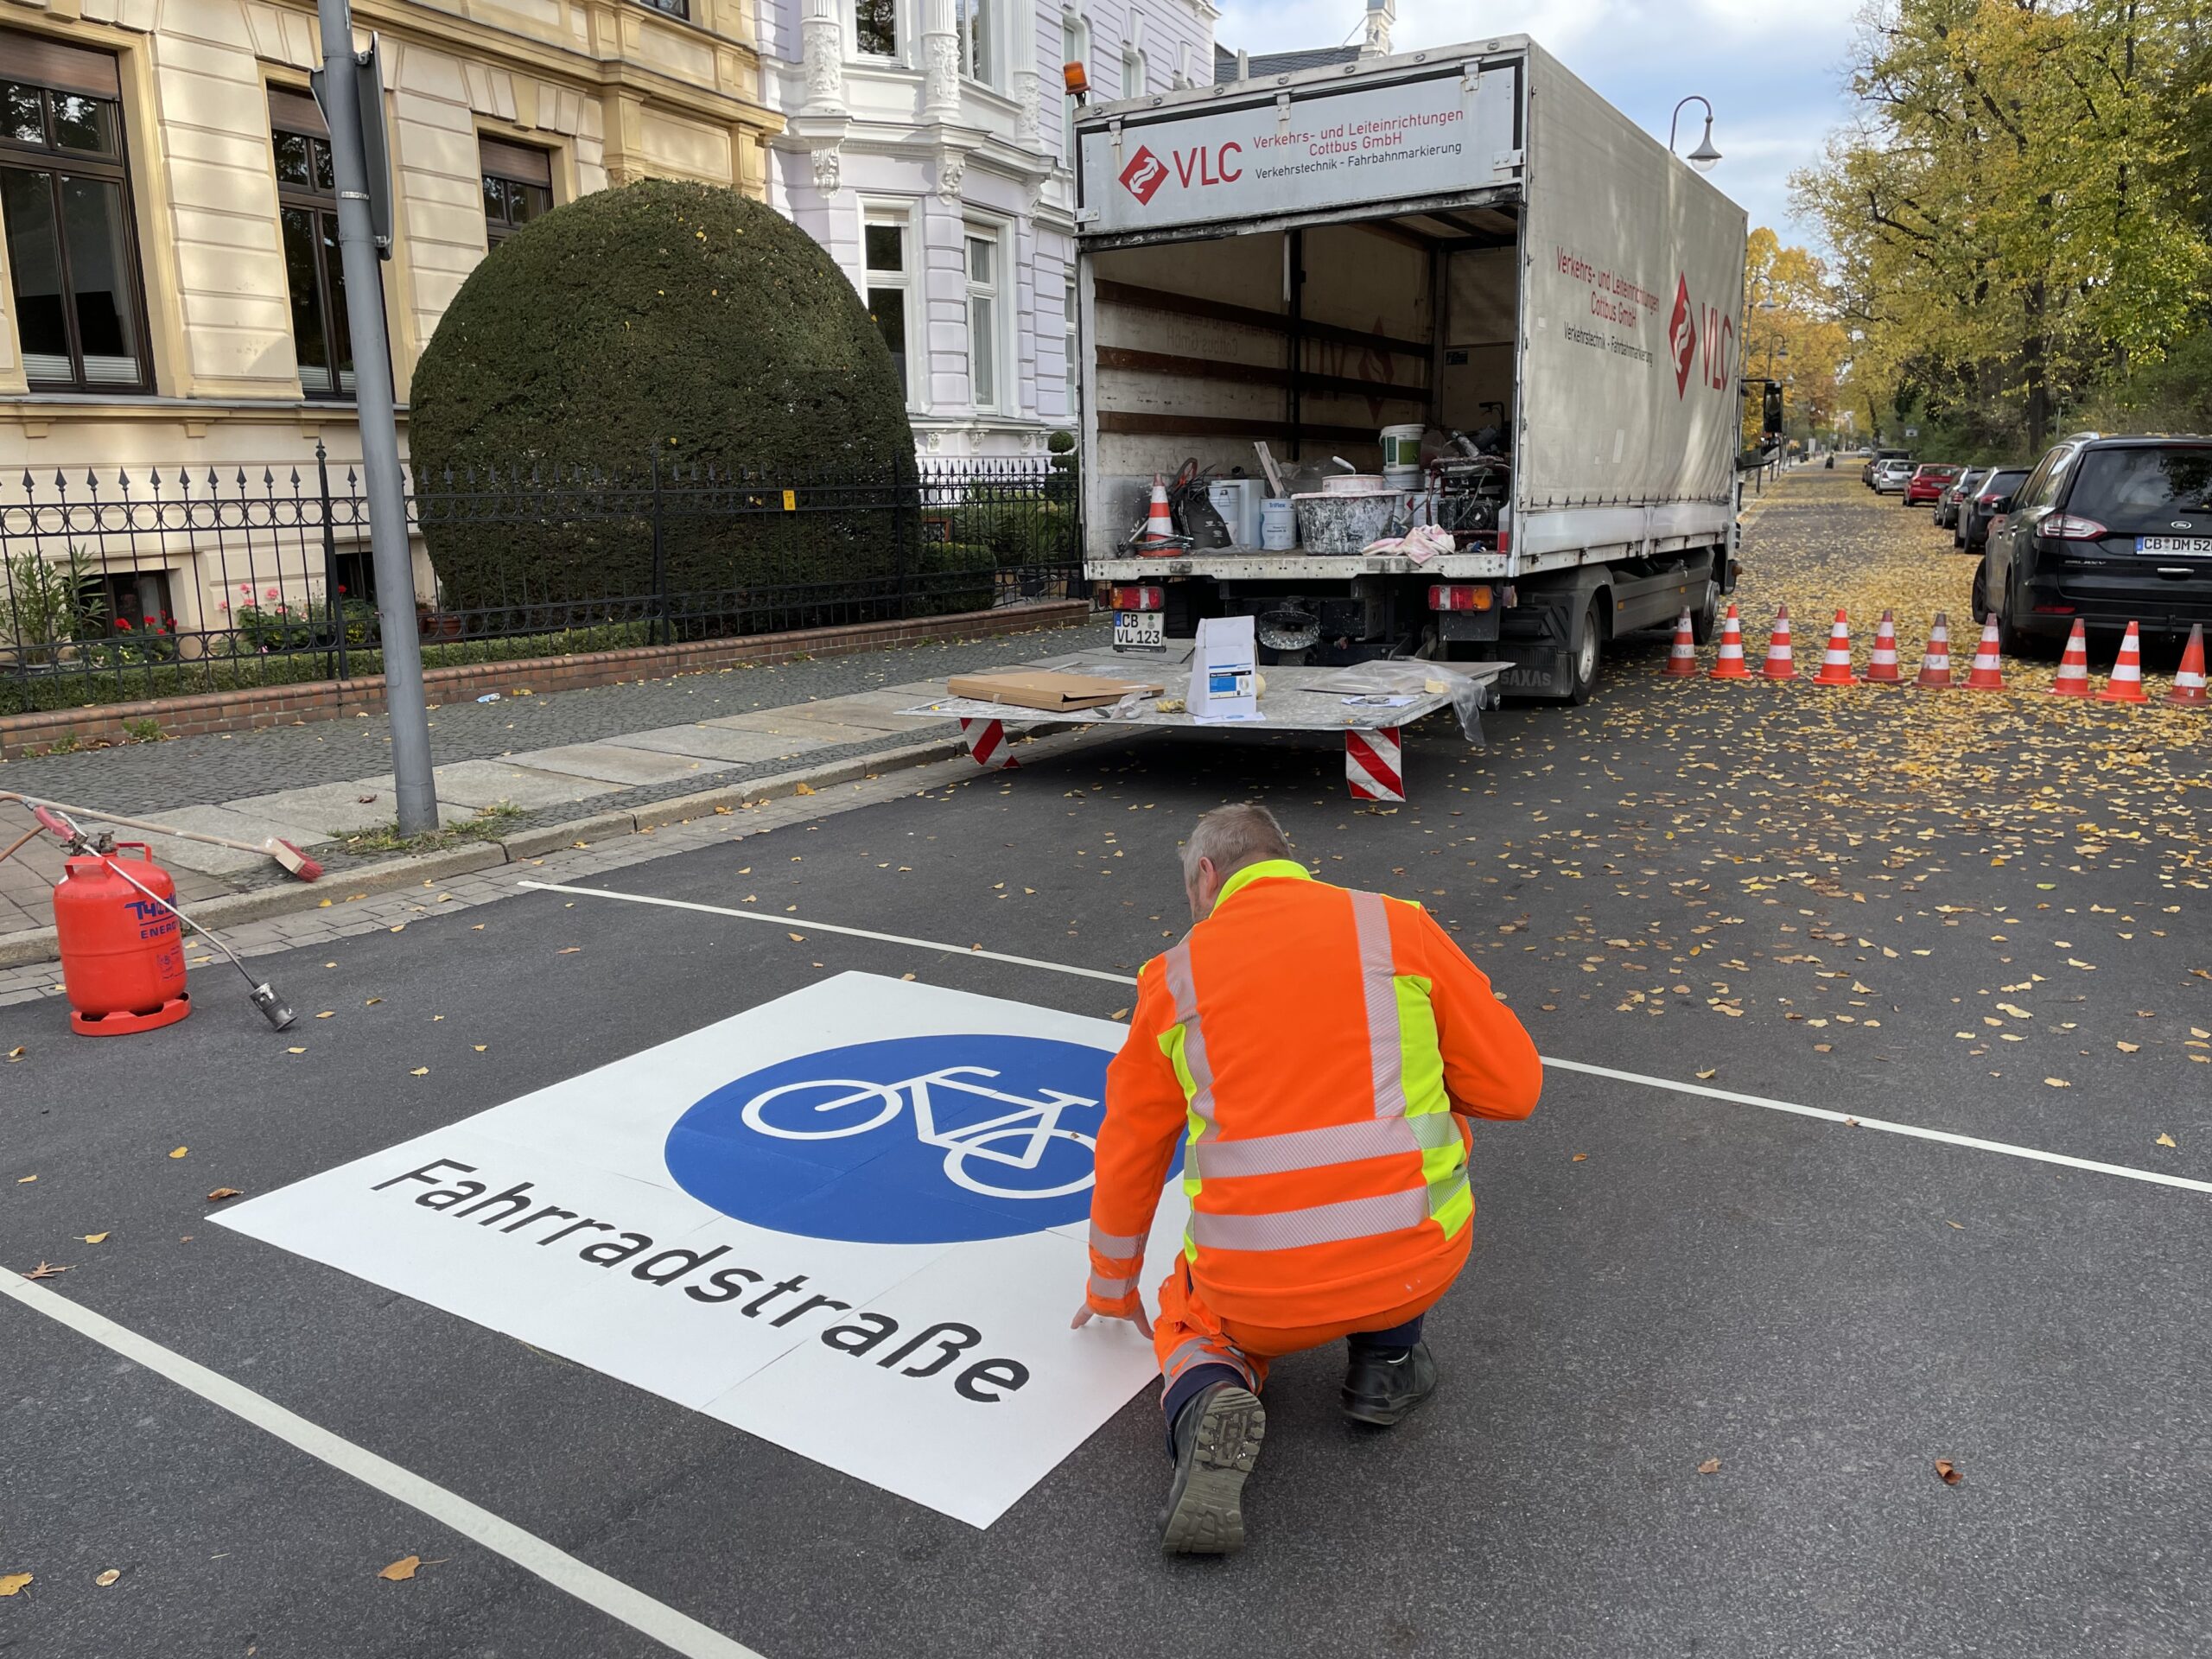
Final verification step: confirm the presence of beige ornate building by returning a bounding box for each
[0,0,779,479]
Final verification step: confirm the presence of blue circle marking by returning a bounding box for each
[664,1033,1116,1244]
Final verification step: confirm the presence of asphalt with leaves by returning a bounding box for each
[1,469,2208,1657]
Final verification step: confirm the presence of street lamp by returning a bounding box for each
[1669,95,1721,172]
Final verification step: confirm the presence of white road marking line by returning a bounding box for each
[1541,1058,2212,1197]
[517,880,1134,984]
[528,880,2212,1201]
[0,1273,764,1659]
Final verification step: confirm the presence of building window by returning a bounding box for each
[1121,43,1146,98]
[863,213,911,400]
[1061,13,1087,160]
[957,0,995,87]
[632,0,690,17]
[965,229,999,412]
[270,87,373,401]
[1064,276,1077,415]
[0,35,149,392]
[855,0,897,57]
[480,138,553,249]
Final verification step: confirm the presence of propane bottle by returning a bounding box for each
[53,842,192,1036]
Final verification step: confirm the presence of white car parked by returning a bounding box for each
[1872,459,1916,495]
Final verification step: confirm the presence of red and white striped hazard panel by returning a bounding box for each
[1344,726,1403,803]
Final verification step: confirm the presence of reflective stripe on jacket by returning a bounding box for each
[1087,860,1542,1328]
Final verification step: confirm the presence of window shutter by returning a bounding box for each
[267,86,328,137]
[1,29,124,98]
[479,138,552,186]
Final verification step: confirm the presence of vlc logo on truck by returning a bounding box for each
[1669,275,1698,397]
[1669,271,1737,399]
[1120,146,1168,204]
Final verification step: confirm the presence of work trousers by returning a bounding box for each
[1152,1260,1455,1455]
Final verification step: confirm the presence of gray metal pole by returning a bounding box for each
[317,0,436,836]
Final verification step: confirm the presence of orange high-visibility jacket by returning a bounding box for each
[1087,861,1542,1329]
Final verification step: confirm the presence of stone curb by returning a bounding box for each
[0,732,970,969]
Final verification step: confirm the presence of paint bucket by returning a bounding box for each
[1323,473,1385,494]
[1292,490,1400,555]
[1380,424,1425,467]
[1209,478,1262,546]
[1261,498,1297,550]
[1382,464,1423,492]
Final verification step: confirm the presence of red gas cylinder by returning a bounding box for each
[53,843,192,1036]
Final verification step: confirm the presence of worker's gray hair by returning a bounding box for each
[1181,803,1293,890]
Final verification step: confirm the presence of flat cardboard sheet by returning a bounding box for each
[944,670,1164,712]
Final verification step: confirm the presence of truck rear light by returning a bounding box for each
[1428,583,1492,612]
[2031,602,2077,614]
[2042,514,2108,541]
[1110,585,1163,611]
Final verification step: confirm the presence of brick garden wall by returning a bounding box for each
[0,601,1090,760]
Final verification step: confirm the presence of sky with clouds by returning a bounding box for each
[1208,0,1864,254]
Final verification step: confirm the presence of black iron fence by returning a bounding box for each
[0,448,1084,716]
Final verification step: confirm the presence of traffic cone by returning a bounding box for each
[1865,610,1902,683]
[1963,613,2006,690]
[1709,603,1750,680]
[2166,623,2208,709]
[1812,609,1857,686]
[1664,608,1698,677]
[2050,620,2091,696]
[2097,620,2148,702]
[1761,604,1797,681]
[1135,474,1177,550]
[1915,612,1955,689]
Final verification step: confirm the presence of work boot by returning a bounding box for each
[1340,1339,1438,1427]
[1159,1382,1266,1554]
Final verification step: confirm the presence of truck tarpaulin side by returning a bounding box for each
[1077,60,1520,240]
[1516,44,1746,523]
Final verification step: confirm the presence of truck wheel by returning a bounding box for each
[1568,599,1602,704]
[1690,578,1720,645]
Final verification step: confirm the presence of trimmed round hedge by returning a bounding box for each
[408,180,917,628]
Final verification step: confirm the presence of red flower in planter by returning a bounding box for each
[114,616,133,632]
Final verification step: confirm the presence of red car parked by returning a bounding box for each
[1904,463,1961,505]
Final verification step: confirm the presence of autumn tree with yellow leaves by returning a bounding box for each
[1792,0,2208,455]
[1740,229,1852,448]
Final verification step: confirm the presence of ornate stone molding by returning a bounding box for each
[800,0,849,115]
[920,0,961,119]
[810,144,843,194]
[935,149,968,203]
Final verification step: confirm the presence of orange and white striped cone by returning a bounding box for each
[1963,614,2006,690]
[1812,609,1857,686]
[1915,612,1956,689]
[2097,620,2148,703]
[1761,603,1797,681]
[1864,610,1902,683]
[2050,620,2091,697]
[1709,602,1750,680]
[2166,623,2209,709]
[1135,474,1177,551]
[1664,607,1698,677]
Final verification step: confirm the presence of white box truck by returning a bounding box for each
[1074,37,1749,701]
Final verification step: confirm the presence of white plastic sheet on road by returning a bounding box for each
[216,975,1184,1527]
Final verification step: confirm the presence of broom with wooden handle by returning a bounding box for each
[0,791,323,880]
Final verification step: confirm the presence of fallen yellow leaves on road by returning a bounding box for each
[410,1067,429,1077]
[2157,1133,2177,1147]
[1697,1459,1722,1474]
[5,1046,23,1062]
[1936,1460,1963,1485]
[94,1569,120,1586]
[168,1147,187,1160]
[79,1231,108,1244]
[378,1555,422,1582]
[22,1262,67,1280]
[2044,1078,2071,1089]
[207,1188,243,1203]
[0,1573,30,1596]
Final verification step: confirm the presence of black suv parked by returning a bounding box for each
[1976,435,2212,652]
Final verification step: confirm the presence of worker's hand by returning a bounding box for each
[1071,1297,1154,1338]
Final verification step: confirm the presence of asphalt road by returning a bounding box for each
[4,476,2209,1658]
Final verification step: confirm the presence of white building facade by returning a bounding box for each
[756,0,1217,458]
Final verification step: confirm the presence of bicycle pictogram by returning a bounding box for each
[741,1066,1100,1200]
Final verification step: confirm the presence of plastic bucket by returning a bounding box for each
[1382,464,1423,491]
[1324,473,1385,494]
[1292,490,1401,555]
[1209,478,1261,546]
[1380,424,1425,467]
[1261,498,1297,550]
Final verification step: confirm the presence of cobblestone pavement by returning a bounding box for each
[0,620,1108,813]
[0,619,1106,936]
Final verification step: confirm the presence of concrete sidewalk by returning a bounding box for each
[0,613,1107,960]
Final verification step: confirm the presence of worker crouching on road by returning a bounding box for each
[1073,803,1541,1554]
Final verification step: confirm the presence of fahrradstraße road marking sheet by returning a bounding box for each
[214,974,1185,1527]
